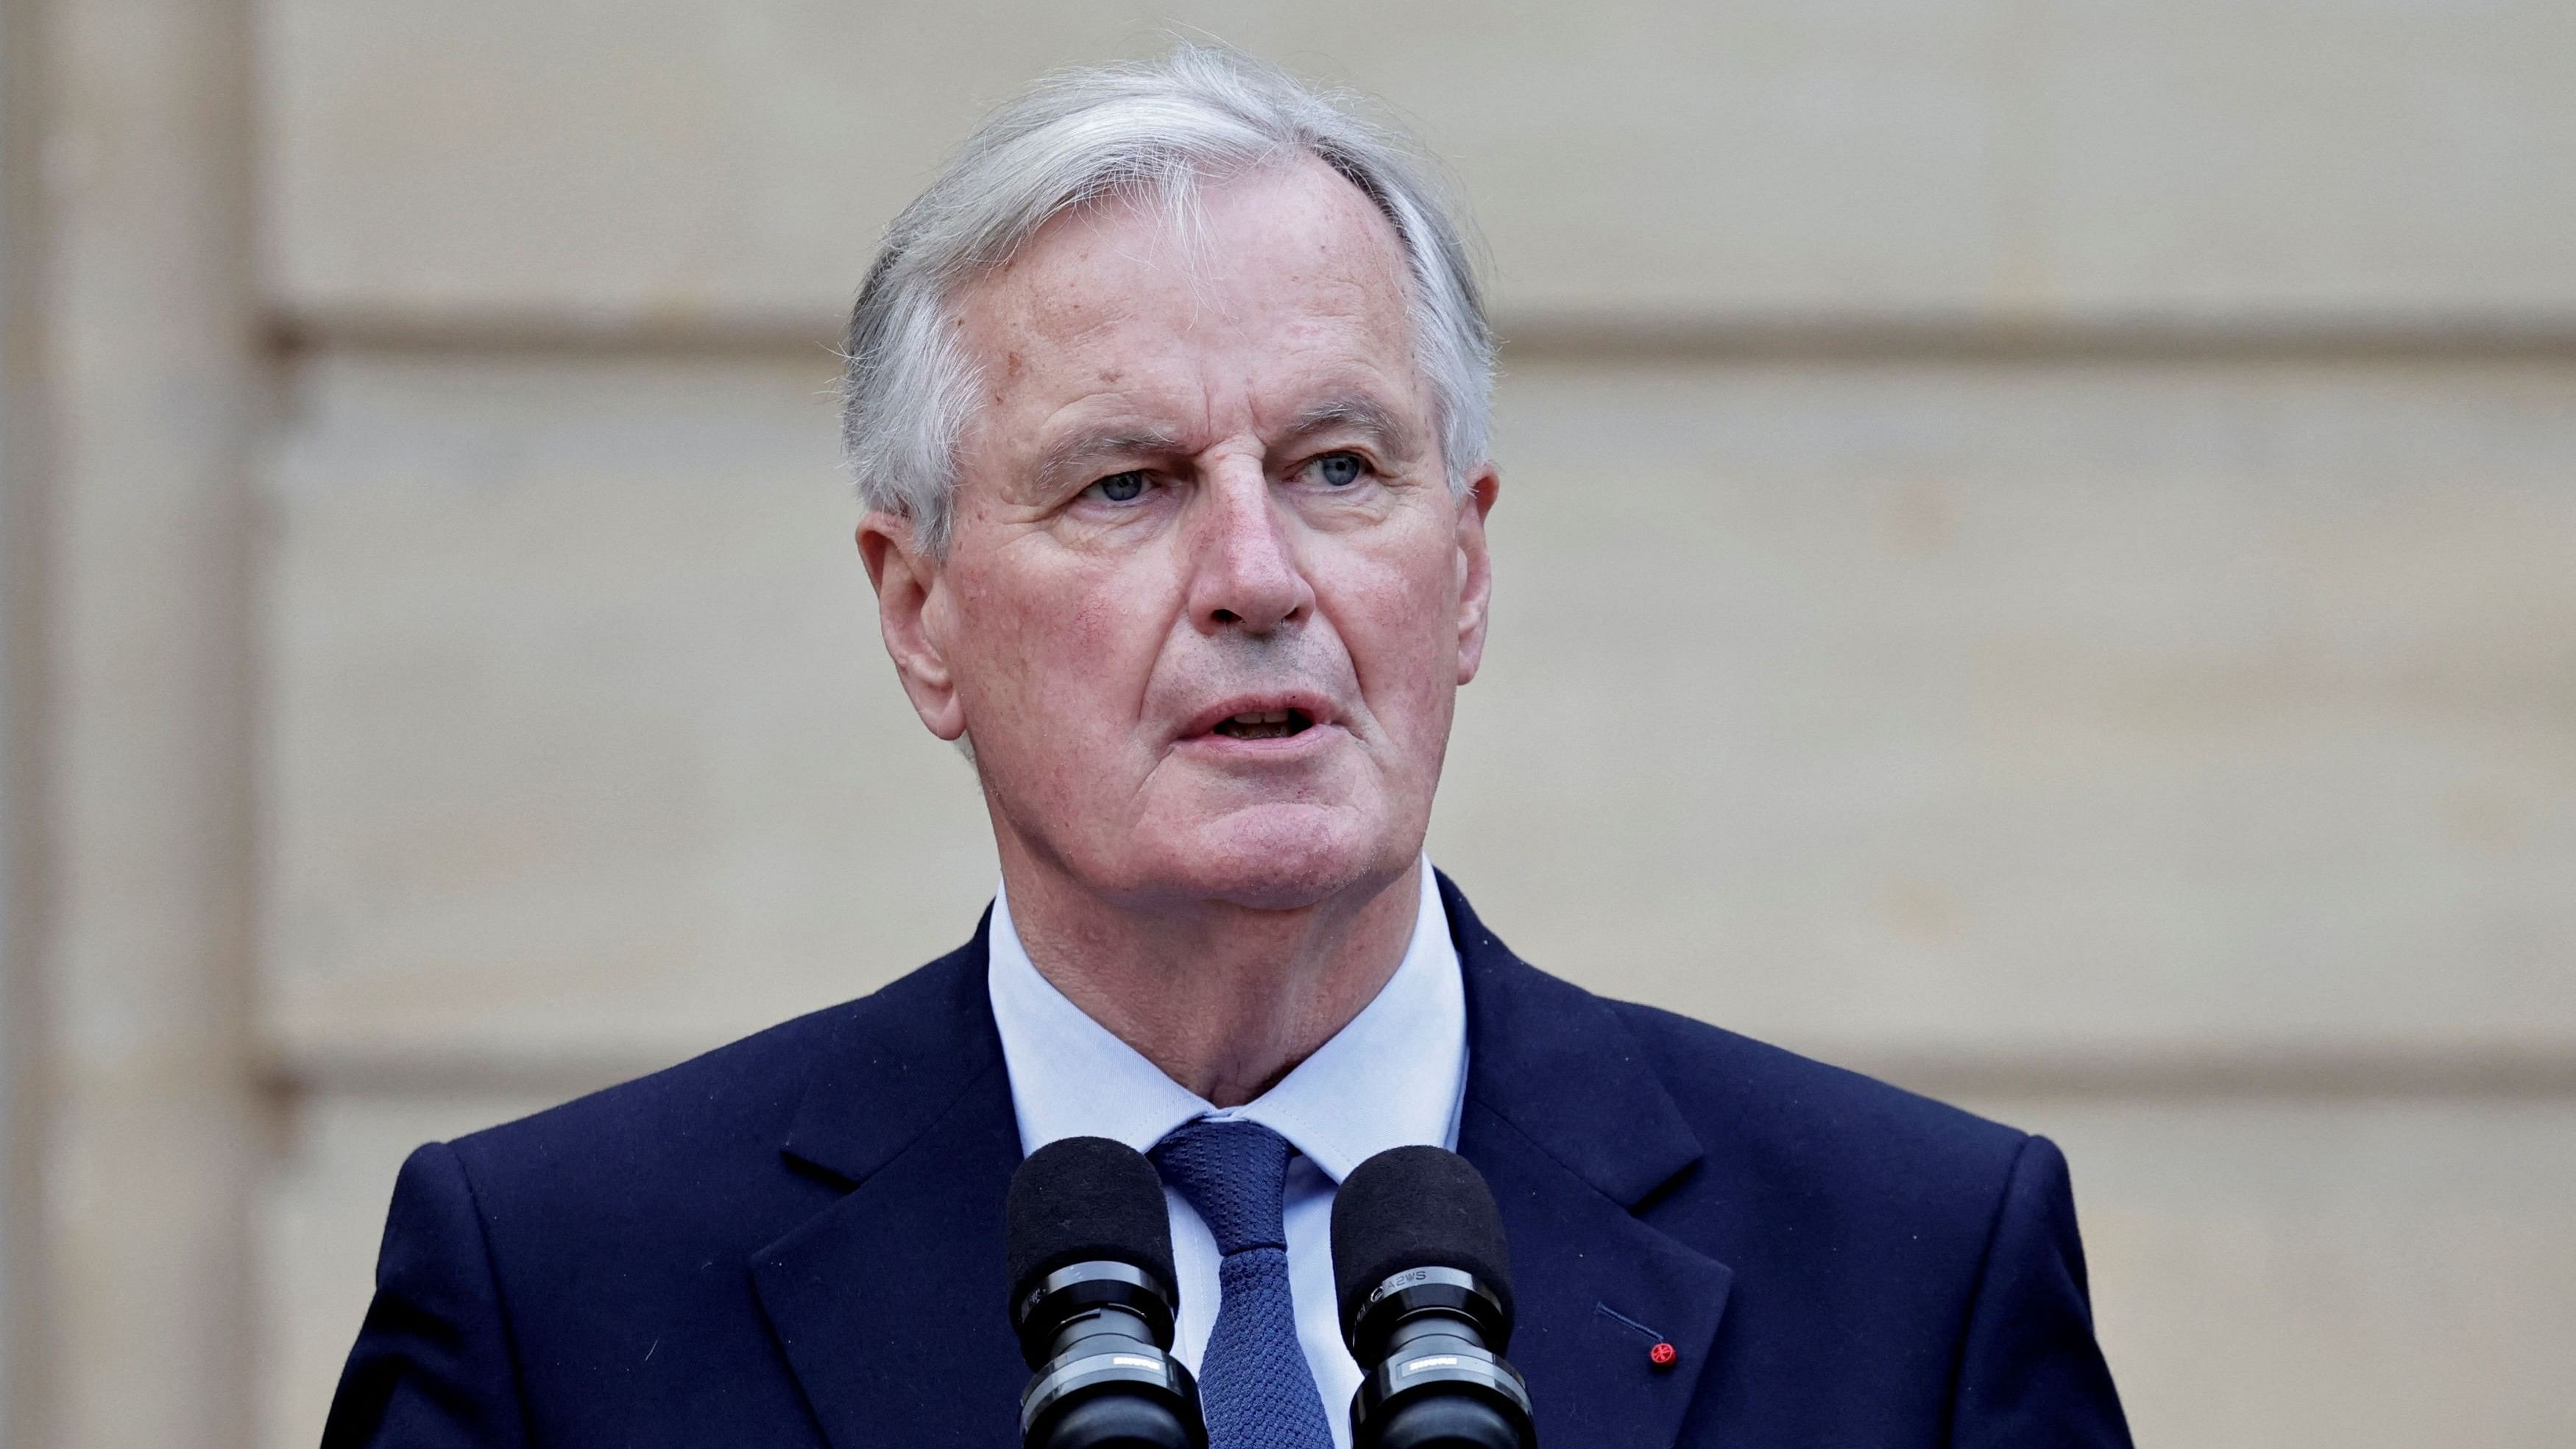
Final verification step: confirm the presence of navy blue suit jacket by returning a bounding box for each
[325,878,2129,1447]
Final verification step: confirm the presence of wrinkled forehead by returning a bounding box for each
[948,157,1427,445]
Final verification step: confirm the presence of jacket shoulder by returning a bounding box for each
[448,1000,835,1183]
[1606,994,2031,1221]
[442,935,991,1230]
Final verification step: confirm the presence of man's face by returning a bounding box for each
[863,157,1497,913]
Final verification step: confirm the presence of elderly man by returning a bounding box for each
[326,46,2129,1449]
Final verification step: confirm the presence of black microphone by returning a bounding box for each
[1006,1137,1207,1449]
[1331,1147,1537,1449]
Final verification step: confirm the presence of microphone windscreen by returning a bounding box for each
[1006,1136,1178,1312]
[1331,1145,1515,1341]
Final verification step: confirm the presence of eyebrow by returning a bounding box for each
[1279,393,1419,455]
[1033,426,1188,495]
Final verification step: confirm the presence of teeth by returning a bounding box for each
[1210,706,1309,740]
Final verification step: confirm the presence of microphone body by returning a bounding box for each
[1332,1147,1538,1449]
[1008,1138,1208,1449]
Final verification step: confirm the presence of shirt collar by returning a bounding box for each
[987,861,1468,1183]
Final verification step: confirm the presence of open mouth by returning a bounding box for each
[1209,708,1315,741]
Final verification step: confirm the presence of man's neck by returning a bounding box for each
[995,852,1423,1109]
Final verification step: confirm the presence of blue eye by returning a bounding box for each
[1314,453,1366,488]
[1089,471,1149,503]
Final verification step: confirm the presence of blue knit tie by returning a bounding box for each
[1153,1118,1337,1449]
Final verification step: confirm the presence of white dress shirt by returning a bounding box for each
[986,862,1468,1449]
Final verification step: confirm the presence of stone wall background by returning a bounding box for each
[10,4,2573,1446]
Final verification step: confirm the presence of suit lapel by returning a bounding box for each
[749,922,1030,1449]
[1443,876,1735,1449]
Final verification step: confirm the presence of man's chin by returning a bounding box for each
[1150,809,1409,913]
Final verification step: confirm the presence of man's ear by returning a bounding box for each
[1453,464,1500,686]
[857,510,969,740]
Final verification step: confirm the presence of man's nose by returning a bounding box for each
[1185,462,1313,636]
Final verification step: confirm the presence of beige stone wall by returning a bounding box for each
[13,0,263,1445]
[12,3,2575,1446]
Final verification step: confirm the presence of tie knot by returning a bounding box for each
[1151,1118,1295,1256]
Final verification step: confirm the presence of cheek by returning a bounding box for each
[1337,528,1465,729]
[952,556,1158,744]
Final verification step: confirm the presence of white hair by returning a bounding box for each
[839,44,1494,553]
